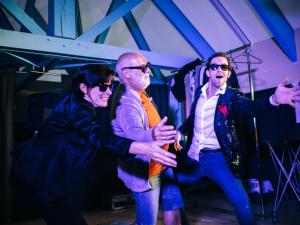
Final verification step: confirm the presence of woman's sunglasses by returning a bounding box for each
[98,83,114,92]
[209,64,231,71]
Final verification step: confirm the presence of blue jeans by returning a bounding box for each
[132,167,183,225]
[175,151,255,225]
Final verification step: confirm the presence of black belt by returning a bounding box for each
[200,149,222,154]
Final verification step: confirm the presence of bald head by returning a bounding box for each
[116,52,142,82]
[116,52,150,92]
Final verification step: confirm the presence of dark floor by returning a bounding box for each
[4,190,300,225]
[182,191,300,225]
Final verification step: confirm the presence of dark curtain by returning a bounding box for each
[244,87,299,184]
[146,83,169,118]
[0,70,15,223]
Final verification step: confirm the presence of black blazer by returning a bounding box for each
[11,94,133,202]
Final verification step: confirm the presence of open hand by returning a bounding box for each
[144,140,177,167]
[152,116,177,141]
[273,78,300,107]
[129,139,177,167]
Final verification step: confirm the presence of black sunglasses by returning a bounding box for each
[122,62,151,73]
[209,64,231,71]
[98,83,113,92]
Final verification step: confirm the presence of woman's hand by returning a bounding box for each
[129,140,177,167]
[152,116,177,141]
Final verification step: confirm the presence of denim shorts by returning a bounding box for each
[160,167,183,211]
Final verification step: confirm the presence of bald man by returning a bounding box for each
[111,52,182,225]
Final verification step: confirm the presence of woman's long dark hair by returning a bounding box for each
[110,83,125,121]
[72,64,114,98]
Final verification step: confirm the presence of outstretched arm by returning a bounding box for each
[129,140,177,167]
[272,79,300,108]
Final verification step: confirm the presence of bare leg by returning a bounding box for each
[163,209,181,225]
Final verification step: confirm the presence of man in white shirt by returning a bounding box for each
[171,52,300,225]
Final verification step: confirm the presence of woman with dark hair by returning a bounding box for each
[10,64,177,225]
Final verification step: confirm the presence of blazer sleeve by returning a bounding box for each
[231,92,276,117]
[114,103,153,142]
[178,112,195,137]
[70,103,133,158]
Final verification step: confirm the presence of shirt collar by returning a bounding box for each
[201,82,227,99]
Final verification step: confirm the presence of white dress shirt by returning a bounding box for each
[188,83,226,161]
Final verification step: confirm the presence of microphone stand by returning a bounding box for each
[246,47,265,220]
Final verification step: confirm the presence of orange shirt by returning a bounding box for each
[140,91,168,177]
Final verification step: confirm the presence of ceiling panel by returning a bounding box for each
[132,0,199,58]
[105,15,139,49]
[274,0,300,29]
[0,0,299,86]
[221,0,272,43]
[174,0,243,52]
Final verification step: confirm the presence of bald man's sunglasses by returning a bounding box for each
[209,64,231,71]
[122,62,151,73]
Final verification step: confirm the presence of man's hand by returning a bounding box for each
[273,79,300,108]
[152,116,177,141]
[174,131,183,151]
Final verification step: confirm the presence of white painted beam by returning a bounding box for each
[0,29,194,69]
